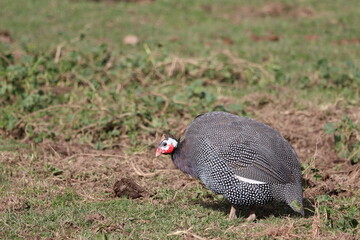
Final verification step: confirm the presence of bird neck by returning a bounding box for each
[171,141,197,178]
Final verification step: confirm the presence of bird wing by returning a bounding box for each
[227,145,294,184]
[224,129,296,185]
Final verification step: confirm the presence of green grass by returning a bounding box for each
[0,0,360,239]
[2,0,360,72]
[1,171,358,239]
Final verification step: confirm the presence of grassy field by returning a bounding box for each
[1,0,360,239]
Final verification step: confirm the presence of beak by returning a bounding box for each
[155,148,162,157]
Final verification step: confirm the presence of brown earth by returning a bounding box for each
[87,0,154,3]
[214,2,316,24]
[250,33,280,42]
[334,38,360,45]
[113,177,149,198]
[1,96,359,218]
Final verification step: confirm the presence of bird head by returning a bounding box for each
[155,135,178,157]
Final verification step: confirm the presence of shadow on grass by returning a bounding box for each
[191,197,315,219]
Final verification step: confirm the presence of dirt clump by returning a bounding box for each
[113,178,149,199]
[250,33,280,42]
[0,30,13,43]
[222,37,234,45]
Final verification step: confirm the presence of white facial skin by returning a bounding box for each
[158,137,178,151]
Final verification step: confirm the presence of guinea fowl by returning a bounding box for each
[155,111,304,219]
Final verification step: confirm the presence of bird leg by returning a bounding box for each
[245,211,257,221]
[228,205,238,220]
[228,205,257,221]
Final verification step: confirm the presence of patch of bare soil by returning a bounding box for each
[23,136,193,202]
[255,3,315,18]
[219,3,316,24]
[334,38,360,45]
[304,35,320,42]
[87,0,154,3]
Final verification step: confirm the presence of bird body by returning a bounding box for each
[156,111,304,217]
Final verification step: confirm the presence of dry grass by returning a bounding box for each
[2,99,359,239]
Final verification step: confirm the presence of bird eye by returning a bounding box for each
[162,142,167,147]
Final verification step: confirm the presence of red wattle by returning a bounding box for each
[165,144,174,154]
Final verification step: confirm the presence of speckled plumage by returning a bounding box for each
[171,111,304,215]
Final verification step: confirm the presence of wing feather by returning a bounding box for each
[184,112,298,185]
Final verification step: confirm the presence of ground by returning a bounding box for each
[0,0,359,239]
